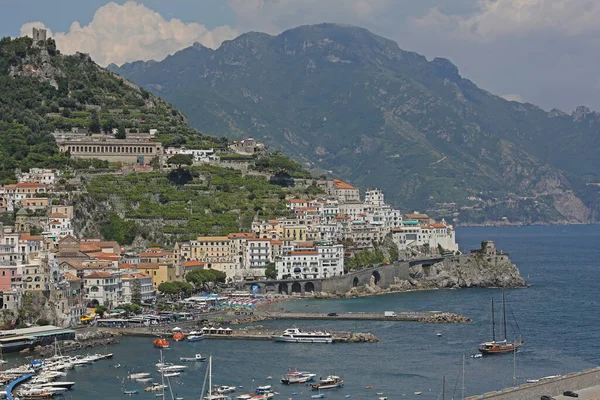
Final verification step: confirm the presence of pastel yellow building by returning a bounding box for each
[189,236,235,272]
[137,263,176,289]
[283,226,308,243]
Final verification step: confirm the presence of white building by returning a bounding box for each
[164,147,218,163]
[84,271,122,307]
[246,238,272,276]
[275,243,344,280]
[17,168,62,185]
[391,220,457,253]
[45,212,73,239]
[122,273,155,304]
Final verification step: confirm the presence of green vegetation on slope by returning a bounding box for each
[0,35,227,184]
[112,23,600,224]
[85,164,318,244]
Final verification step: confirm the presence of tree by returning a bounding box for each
[101,214,137,245]
[149,156,160,170]
[89,111,101,133]
[158,282,179,296]
[265,262,277,280]
[119,303,142,315]
[131,280,142,305]
[167,154,193,169]
[95,305,108,318]
[115,126,126,139]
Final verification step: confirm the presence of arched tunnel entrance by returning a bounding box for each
[372,270,381,285]
[291,282,302,293]
[353,277,359,287]
[278,283,288,295]
[304,282,315,293]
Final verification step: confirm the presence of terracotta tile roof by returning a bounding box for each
[432,223,446,228]
[333,214,350,220]
[333,179,355,189]
[270,240,283,245]
[49,220,61,225]
[184,260,204,267]
[64,272,81,281]
[289,199,310,203]
[227,233,255,239]
[404,213,430,219]
[20,235,42,241]
[85,271,114,279]
[195,236,229,242]
[48,212,67,219]
[119,264,137,269]
[148,247,161,251]
[247,238,270,242]
[268,220,278,224]
[291,251,318,255]
[80,243,102,253]
[138,262,160,269]
[88,252,121,261]
[297,243,314,247]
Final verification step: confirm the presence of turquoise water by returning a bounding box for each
[15,225,600,399]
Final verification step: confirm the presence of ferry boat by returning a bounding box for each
[311,376,344,390]
[272,328,333,343]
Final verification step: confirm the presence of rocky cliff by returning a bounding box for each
[335,251,526,298]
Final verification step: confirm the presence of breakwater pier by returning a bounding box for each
[256,310,471,323]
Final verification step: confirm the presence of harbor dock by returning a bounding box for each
[100,326,379,343]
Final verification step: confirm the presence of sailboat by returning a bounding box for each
[478,290,523,354]
[205,357,228,400]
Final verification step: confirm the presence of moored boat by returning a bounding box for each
[281,371,310,384]
[187,331,205,342]
[478,291,523,355]
[173,332,185,341]
[180,353,206,362]
[272,328,333,344]
[153,338,170,348]
[311,376,343,390]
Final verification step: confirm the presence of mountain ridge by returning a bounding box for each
[110,23,600,225]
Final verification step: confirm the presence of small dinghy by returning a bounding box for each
[124,389,139,395]
[311,394,325,399]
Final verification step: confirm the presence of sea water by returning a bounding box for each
[21,225,600,399]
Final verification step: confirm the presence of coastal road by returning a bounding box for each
[555,386,600,399]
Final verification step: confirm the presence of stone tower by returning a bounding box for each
[32,27,47,42]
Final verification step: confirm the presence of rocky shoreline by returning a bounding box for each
[25,329,121,357]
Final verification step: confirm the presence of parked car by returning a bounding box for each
[327,312,338,316]
[563,391,579,398]
[540,396,555,400]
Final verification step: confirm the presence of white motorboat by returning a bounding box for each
[236,395,253,400]
[272,328,333,343]
[180,354,206,362]
[156,362,173,368]
[129,372,151,379]
[281,372,310,384]
[145,383,168,392]
[42,381,76,389]
[158,365,187,373]
[215,385,236,394]
[136,377,154,383]
[187,331,205,342]
[164,372,181,378]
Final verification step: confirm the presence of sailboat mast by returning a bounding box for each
[442,375,445,400]
[209,356,212,399]
[160,350,166,400]
[513,345,517,387]
[502,290,508,341]
[491,298,496,342]
[462,354,465,400]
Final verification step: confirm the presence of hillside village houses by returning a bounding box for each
[0,157,457,324]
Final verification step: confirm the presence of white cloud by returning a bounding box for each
[20,1,238,66]
[413,0,600,41]
[227,0,392,33]
[501,94,525,103]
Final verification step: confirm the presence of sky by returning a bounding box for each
[2,0,600,112]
